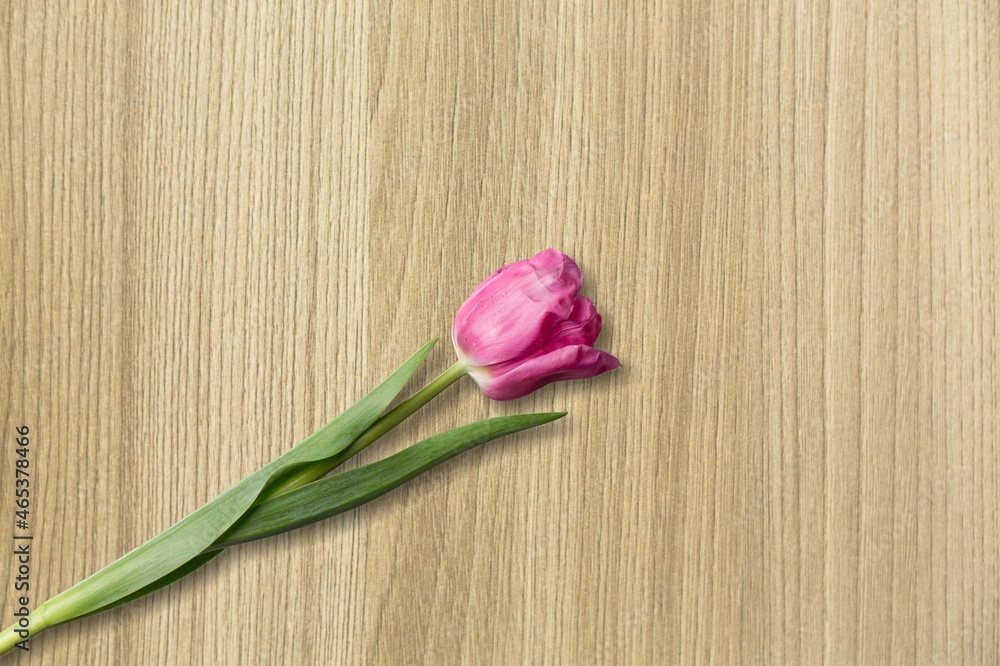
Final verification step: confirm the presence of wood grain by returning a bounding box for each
[2,1,998,663]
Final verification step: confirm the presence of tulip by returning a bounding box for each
[0,250,621,658]
[453,249,621,400]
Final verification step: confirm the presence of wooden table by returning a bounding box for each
[2,2,997,664]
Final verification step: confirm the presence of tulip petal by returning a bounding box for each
[471,344,621,401]
[453,249,583,366]
[538,296,602,351]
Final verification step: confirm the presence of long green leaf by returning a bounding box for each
[65,412,566,625]
[53,551,224,626]
[50,412,565,625]
[37,341,436,627]
[211,412,566,549]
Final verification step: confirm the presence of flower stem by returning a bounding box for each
[256,361,467,502]
[0,608,48,654]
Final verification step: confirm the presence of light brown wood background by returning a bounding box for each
[1,1,998,664]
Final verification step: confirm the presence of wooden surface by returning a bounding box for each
[2,1,998,664]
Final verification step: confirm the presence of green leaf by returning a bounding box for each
[54,412,566,627]
[211,412,567,549]
[37,340,436,628]
[54,551,224,626]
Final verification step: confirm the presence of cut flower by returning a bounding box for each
[0,250,621,658]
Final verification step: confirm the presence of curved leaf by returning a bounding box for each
[37,340,436,627]
[212,412,566,549]
[54,551,224,626]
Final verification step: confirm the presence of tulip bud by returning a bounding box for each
[452,249,621,400]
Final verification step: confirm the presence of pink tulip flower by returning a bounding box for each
[452,249,621,401]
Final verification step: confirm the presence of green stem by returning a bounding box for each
[256,361,467,502]
[0,615,46,654]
